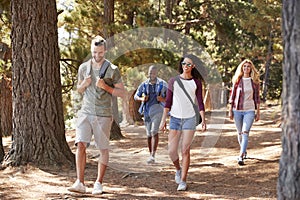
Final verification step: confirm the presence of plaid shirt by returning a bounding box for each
[229,78,260,110]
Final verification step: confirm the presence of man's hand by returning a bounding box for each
[141,96,149,102]
[96,78,107,90]
[82,75,92,87]
[156,95,165,102]
[77,75,92,93]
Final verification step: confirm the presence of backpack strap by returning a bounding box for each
[99,59,111,78]
[157,81,163,96]
[175,76,195,106]
[143,81,149,95]
[86,60,92,76]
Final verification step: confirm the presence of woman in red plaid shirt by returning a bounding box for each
[229,59,260,165]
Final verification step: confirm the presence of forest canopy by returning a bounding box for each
[0,0,283,123]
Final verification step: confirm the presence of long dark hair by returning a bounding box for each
[178,54,206,81]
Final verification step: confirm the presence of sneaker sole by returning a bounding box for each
[238,161,244,165]
[92,191,103,195]
[177,186,187,191]
[67,188,86,194]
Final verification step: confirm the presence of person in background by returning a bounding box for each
[159,54,207,191]
[134,65,167,164]
[229,59,260,165]
[68,35,125,195]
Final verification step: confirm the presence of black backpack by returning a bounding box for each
[86,59,110,78]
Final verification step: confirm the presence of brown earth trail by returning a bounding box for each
[0,104,281,199]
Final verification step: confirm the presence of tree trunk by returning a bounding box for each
[0,76,12,137]
[7,0,74,167]
[121,91,137,125]
[0,131,4,163]
[262,29,274,102]
[277,1,300,199]
[110,120,124,140]
[0,75,12,163]
[103,0,114,42]
[110,96,124,140]
[103,0,125,139]
[128,89,143,122]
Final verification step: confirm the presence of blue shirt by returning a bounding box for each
[134,78,167,117]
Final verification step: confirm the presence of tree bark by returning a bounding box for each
[0,76,12,137]
[0,76,12,163]
[277,1,300,199]
[103,0,125,139]
[0,132,4,163]
[128,89,143,122]
[110,96,124,140]
[262,29,274,102]
[103,0,114,40]
[7,0,74,167]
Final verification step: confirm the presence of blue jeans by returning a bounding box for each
[233,110,255,154]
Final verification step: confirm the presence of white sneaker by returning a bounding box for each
[92,182,103,195]
[177,181,187,191]
[175,169,181,184]
[67,179,86,193]
[147,156,155,164]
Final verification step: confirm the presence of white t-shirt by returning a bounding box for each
[170,79,197,118]
[242,77,255,111]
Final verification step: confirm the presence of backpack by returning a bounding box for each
[138,80,165,115]
[86,59,111,78]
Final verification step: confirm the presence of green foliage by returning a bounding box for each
[0,0,283,126]
[0,0,11,44]
[0,0,12,77]
[57,0,282,115]
[0,60,11,75]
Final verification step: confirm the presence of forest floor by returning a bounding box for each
[0,103,282,200]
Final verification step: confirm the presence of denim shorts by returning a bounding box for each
[169,115,196,131]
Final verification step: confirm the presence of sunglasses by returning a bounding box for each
[181,62,193,67]
[94,40,106,46]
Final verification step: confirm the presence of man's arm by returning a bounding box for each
[96,79,126,98]
[134,83,149,102]
[77,75,92,94]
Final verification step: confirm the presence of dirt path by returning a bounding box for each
[0,104,281,199]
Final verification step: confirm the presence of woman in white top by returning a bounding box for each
[229,59,260,165]
[159,54,207,191]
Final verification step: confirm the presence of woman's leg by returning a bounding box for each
[233,111,243,150]
[180,130,195,182]
[168,130,181,170]
[233,111,243,141]
[240,111,255,157]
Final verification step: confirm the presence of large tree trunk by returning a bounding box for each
[103,0,114,40]
[128,89,143,122]
[262,29,274,102]
[277,1,300,199]
[0,76,12,163]
[0,76,12,137]
[6,0,75,167]
[103,0,125,139]
[0,132,4,163]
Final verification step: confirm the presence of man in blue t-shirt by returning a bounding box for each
[134,65,167,164]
